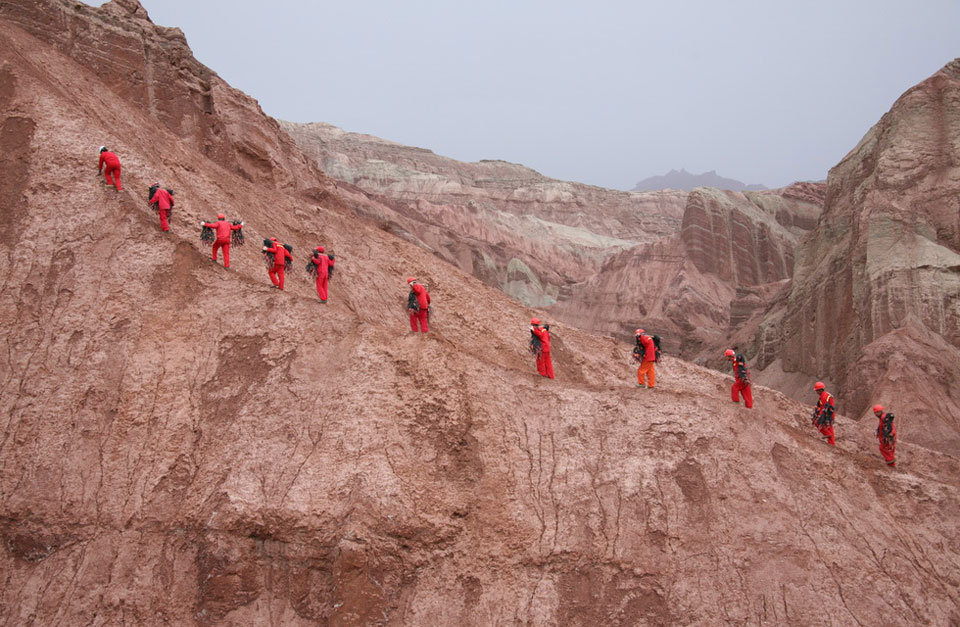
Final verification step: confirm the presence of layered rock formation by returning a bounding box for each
[1,2,958,624]
[282,121,689,306]
[743,59,960,455]
[548,184,823,355]
[281,124,823,351]
[1,0,322,190]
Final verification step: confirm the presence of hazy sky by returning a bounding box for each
[97,1,958,189]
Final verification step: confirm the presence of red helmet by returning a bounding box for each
[270,237,278,242]
[531,318,541,325]
[635,328,644,336]
[217,213,225,220]
[316,246,325,253]
[724,349,735,358]
[814,381,825,391]
[873,404,884,414]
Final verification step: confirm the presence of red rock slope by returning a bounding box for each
[0,2,958,624]
[744,59,960,456]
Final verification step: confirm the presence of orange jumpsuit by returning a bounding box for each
[813,390,836,446]
[637,334,656,388]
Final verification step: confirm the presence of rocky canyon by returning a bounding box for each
[0,1,958,625]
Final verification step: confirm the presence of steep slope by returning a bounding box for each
[1,0,323,190]
[282,120,689,307]
[742,59,960,455]
[1,3,959,626]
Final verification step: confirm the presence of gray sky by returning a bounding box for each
[99,1,959,189]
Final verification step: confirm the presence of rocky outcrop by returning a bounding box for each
[283,121,688,306]
[745,59,960,454]
[681,187,821,286]
[1,3,958,624]
[547,186,823,356]
[0,0,323,190]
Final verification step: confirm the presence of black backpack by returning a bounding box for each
[529,329,542,355]
[199,221,215,245]
[231,221,245,246]
[734,354,750,384]
[407,290,419,312]
[262,239,275,266]
[817,394,835,427]
[652,334,662,362]
[327,254,335,278]
[880,413,895,442]
[283,244,293,270]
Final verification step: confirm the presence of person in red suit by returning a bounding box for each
[634,328,657,388]
[530,318,554,379]
[873,404,897,467]
[812,381,836,446]
[310,246,334,303]
[263,239,291,289]
[98,146,122,191]
[149,183,175,232]
[202,213,242,267]
[725,348,753,408]
[407,277,430,332]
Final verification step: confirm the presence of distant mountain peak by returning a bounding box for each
[632,169,767,192]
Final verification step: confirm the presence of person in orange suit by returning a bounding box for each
[97,146,122,191]
[263,238,291,289]
[530,318,554,379]
[812,381,836,446]
[873,404,897,467]
[149,183,175,232]
[310,246,335,302]
[202,213,242,267]
[725,348,753,409]
[633,328,657,388]
[407,277,430,332]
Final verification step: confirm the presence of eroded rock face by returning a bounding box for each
[547,186,822,356]
[0,0,323,190]
[1,4,958,625]
[681,187,820,286]
[748,59,960,454]
[283,121,689,306]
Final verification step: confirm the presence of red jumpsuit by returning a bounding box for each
[264,244,290,289]
[409,283,430,332]
[312,254,333,301]
[98,151,122,190]
[149,187,174,232]
[637,334,656,388]
[813,390,836,446]
[532,326,555,379]
[203,219,242,267]
[730,355,753,408]
[876,413,897,467]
